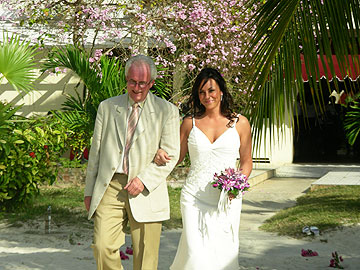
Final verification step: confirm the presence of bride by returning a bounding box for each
[155,68,252,270]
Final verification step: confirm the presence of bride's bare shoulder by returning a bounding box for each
[182,116,193,124]
[235,114,251,133]
[236,114,250,125]
[181,116,193,133]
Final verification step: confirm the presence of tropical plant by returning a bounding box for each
[0,101,21,136]
[0,108,69,210]
[0,32,64,210]
[344,100,360,146]
[0,32,37,93]
[245,0,360,148]
[42,46,125,158]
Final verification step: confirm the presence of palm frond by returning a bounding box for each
[93,56,127,107]
[152,65,173,99]
[43,45,98,91]
[62,91,86,112]
[53,110,89,131]
[344,101,360,145]
[246,0,360,150]
[153,78,172,99]
[0,32,37,92]
[43,46,128,135]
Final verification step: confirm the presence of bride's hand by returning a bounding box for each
[154,149,171,166]
[229,193,235,201]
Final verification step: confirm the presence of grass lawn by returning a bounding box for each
[260,185,360,238]
[0,185,182,230]
[1,186,90,229]
[2,184,359,238]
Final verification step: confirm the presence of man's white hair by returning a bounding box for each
[125,55,157,81]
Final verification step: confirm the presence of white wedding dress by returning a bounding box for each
[170,117,242,270]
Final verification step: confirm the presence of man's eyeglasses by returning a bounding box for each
[127,79,151,89]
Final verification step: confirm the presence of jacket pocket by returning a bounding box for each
[149,183,169,212]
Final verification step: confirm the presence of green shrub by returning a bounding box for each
[58,157,87,169]
[0,112,69,210]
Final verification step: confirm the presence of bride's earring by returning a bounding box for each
[221,94,223,101]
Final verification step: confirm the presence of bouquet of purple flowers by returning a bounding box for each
[212,167,250,198]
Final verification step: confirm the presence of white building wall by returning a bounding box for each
[0,66,82,117]
[252,114,294,166]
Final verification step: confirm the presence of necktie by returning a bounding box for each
[123,103,140,174]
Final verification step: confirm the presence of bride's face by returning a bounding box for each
[198,79,223,110]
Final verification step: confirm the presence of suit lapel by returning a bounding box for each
[114,93,128,147]
[132,92,156,144]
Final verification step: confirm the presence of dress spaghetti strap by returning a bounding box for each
[231,114,241,128]
[192,116,196,127]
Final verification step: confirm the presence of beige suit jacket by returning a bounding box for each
[84,92,180,222]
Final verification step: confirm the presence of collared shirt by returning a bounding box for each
[116,96,146,173]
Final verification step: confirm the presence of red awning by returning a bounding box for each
[301,54,360,81]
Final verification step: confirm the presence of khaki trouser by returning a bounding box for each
[92,173,162,270]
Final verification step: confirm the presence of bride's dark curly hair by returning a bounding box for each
[182,67,238,127]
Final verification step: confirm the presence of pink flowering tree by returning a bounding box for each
[0,0,260,110]
[129,0,260,108]
[0,0,130,54]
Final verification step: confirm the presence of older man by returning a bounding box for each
[84,55,180,270]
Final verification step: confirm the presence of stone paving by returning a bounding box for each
[252,163,360,190]
[311,171,360,190]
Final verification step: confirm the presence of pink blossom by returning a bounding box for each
[212,167,250,197]
[188,64,196,71]
[1,0,255,104]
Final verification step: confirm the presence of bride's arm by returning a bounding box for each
[177,117,192,164]
[154,117,192,166]
[236,115,253,178]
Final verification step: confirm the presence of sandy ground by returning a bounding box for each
[1,178,359,270]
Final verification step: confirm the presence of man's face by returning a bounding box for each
[126,62,154,103]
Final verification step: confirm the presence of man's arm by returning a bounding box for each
[83,102,105,207]
[135,104,180,193]
[154,116,192,166]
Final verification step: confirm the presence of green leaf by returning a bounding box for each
[0,32,38,93]
[35,127,45,137]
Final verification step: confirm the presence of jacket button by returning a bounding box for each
[112,167,115,170]
[104,183,107,187]
[119,150,122,154]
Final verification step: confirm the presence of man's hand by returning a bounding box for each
[124,177,145,196]
[84,196,92,212]
[153,149,171,166]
